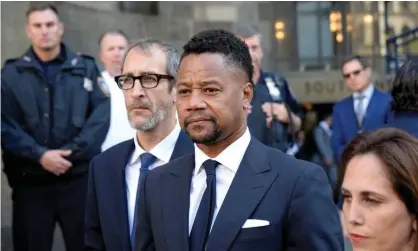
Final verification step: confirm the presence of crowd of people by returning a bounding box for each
[1,3,418,251]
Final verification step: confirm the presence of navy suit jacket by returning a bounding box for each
[134,138,344,251]
[386,112,418,138]
[331,88,393,163]
[84,130,194,251]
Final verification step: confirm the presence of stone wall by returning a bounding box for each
[1,1,280,71]
[1,1,32,64]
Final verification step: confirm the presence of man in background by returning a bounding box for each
[1,4,109,251]
[332,55,393,164]
[233,24,303,154]
[99,30,135,151]
[312,114,336,191]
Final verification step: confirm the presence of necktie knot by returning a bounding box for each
[355,94,365,100]
[140,152,157,171]
[202,159,218,176]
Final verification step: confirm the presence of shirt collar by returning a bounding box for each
[194,127,252,176]
[30,44,66,64]
[319,121,331,135]
[353,83,374,100]
[102,70,117,87]
[101,71,113,82]
[129,123,181,166]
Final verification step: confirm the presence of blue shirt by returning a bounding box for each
[32,46,66,89]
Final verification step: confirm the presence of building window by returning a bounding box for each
[400,2,409,12]
[296,1,333,70]
[363,1,372,12]
[119,2,159,15]
[363,16,374,46]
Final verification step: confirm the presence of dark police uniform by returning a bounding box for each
[248,71,303,152]
[1,43,110,251]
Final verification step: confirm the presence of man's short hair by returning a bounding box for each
[122,38,180,80]
[341,55,369,69]
[181,29,254,84]
[391,58,418,112]
[98,30,130,46]
[26,3,59,18]
[232,24,260,39]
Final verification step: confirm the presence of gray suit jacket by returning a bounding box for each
[312,124,334,167]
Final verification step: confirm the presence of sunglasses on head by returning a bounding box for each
[343,69,363,79]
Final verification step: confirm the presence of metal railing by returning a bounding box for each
[386,27,418,74]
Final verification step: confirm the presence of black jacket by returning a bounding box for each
[1,44,110,186]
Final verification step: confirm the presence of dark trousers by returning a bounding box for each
[12,173,88,251]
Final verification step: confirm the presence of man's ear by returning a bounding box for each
[171,85,177,103]
[58,21,64,37]
[242,82,253,110]
[25,24,31,40]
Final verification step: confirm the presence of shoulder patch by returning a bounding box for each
[97,76,110,97]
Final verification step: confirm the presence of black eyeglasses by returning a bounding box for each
[114,73,174,90]
[343,69,363,79]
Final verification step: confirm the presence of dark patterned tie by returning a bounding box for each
[130,152,157,249]
[189,159,219,251]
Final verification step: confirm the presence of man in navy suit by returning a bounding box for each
[332,55,393,164]
[134,29,344,251]
[84,39,194,251]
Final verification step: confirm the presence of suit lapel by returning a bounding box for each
[206,139,280,251]
[162,154,195,251]
[362,89,379,129]
[170,130,194,160]
[110,140,135,250]
[346,97,361,132]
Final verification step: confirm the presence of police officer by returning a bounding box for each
[233,24,303,153]
[1,4,110,251]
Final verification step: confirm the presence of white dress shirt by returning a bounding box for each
[101,70,135,151]
[352,83,374,113]
[189,128,251,234]
[126,123,181,234]
[319,121,332,137]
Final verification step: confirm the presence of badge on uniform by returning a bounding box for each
[83,78,93,92]
[97,77,110,97]
[71,57,78,66]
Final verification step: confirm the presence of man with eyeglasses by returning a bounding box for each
[84,39,194,251]
[331,55,393,165]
